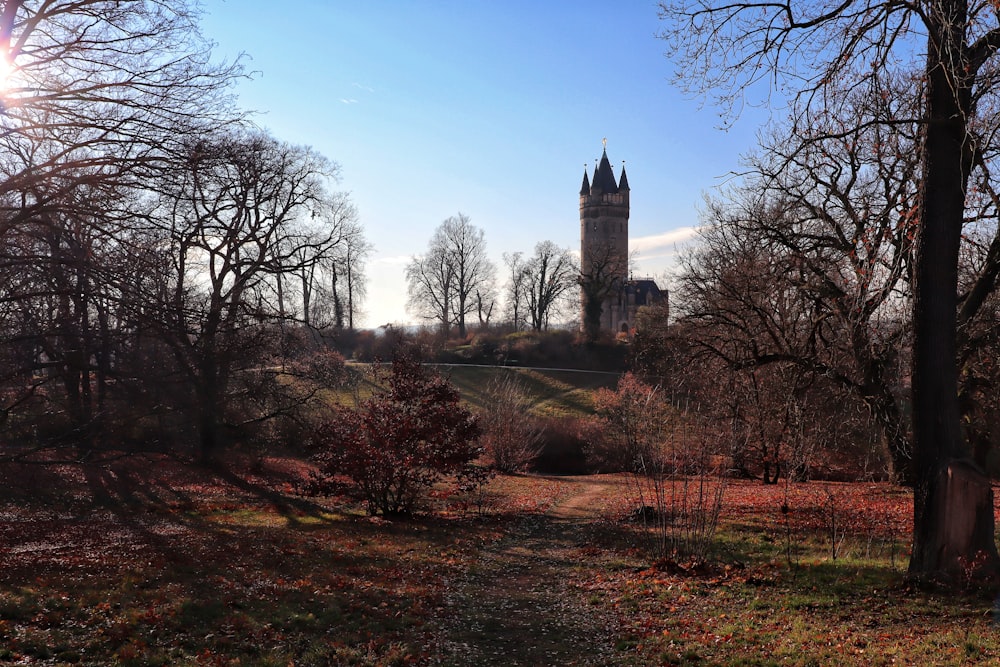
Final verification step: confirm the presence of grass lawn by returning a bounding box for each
[343,362,621,417]
[598,479,1000,666]
[0,454,998,665]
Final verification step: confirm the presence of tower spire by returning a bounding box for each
[591,145,618,194]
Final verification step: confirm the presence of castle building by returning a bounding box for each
[579,143,665,335]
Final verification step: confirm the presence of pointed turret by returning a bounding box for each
[590,149,619,195]
[580,168,591,195]
[618,162,630,191]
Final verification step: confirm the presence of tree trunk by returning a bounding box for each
[582,291,603,343]
[910,461,997,583]
[457,292,467,338]
[331,267,344,329]
[198,405,220,463]
[909,11,999,583]
[865,384,913,486]
[196,351,223,462]
[275,271,286,319]
[300,272,311,327]
[346,248,355,330]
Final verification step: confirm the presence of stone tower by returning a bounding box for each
[580,144,630,334]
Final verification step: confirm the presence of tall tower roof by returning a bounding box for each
[618,162,630,191]
[580,168,591,195]
[590,149,619,195]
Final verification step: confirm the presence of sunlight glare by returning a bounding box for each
[0,52,13,95]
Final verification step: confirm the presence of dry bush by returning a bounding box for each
[479,374,544,472]
[596,373,726,561]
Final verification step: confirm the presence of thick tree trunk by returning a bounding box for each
[347,251,355,330]
[909,11,999,584]
[582,291,603,343]
[910,460,997,582]
[198,407,219,462]
[196,353,223,462]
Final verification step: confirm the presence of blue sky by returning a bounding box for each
[199,1,768,328]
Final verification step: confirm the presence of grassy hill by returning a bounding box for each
[339,361,621,417]
[426,364,621,417]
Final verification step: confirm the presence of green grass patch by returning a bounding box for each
[333,362,618,418]
[439,364,618,416]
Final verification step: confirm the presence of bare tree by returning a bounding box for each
[140,128,345,459]
[0,2,241,210]
[479,373,543,472]
[503,243,577,332]
[661,0,1000,583]
[406,240,454,334]
[0,1,242,457]
[502,251,530,330]
[279,196,369,333]
[524,241,577,331]
[406,213,495,337]
[595,373,726,560]
[673,82,918,483]
[474,286,495,328]
[0,179,127,454]
[337,220,372,330]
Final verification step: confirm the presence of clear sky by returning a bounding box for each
[198,1,767,328]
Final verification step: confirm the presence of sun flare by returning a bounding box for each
[0,52,14,95]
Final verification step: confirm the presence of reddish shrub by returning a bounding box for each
[312,355,480,516]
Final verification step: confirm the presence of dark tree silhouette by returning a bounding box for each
[661,0,1000,584]
[141,128,348,459]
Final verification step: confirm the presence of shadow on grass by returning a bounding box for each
[205,458,340,527]
[0,452,497,664]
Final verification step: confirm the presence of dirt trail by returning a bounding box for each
[433,477,622,666]
[547,479,610,521]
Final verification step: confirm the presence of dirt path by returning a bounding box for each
[432,477,623,666]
